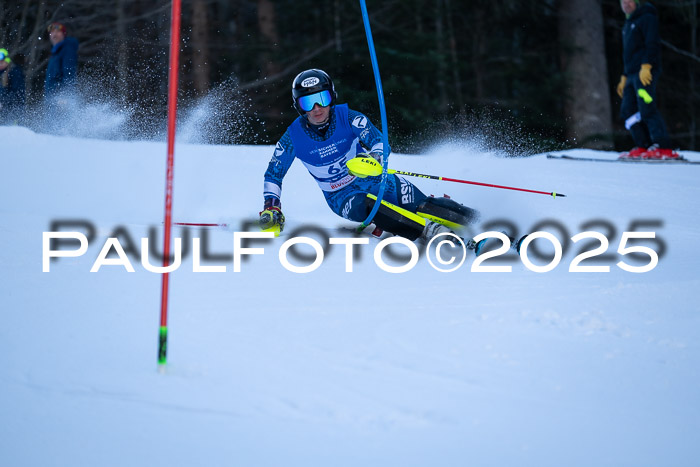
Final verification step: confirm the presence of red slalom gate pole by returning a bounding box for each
[159,0,182,370]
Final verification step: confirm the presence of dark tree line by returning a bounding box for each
[1,0,699,151]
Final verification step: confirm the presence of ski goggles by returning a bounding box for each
[0,49,8,62]
[297,90,332,112]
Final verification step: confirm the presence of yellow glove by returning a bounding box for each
[616,75,627,98]
[639,64,653,86]
[259,206,285,235]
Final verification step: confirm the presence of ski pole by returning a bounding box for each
[173,222,229,227]
[346,157,566,198]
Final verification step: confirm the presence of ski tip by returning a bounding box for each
[552,192,566,198]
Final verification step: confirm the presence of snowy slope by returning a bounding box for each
[1,126,700,467]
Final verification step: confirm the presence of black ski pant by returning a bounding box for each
[619,71,671,149]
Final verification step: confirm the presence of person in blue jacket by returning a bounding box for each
[45,22,79,99]
[259,69,478,241]
[616,0,677,159]
[0,48,26,123]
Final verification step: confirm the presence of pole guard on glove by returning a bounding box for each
[259,206,285,236]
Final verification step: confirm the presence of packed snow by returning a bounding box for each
[1,124,699,466]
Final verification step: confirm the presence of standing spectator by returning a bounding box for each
[45,22,79,99]
[616,0,678,159]
[0,48,26,124]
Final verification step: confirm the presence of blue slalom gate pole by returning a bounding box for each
[358,0,390,229]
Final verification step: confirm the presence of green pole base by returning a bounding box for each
[158,326,168,366]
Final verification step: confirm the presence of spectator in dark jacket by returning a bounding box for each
[0,48,26,124]
[616,0,677,159]
[45,22,79,99]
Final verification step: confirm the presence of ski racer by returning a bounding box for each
[259,69,478,242]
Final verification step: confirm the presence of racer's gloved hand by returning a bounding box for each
[259,206,285,234]
[348,153,383,178]
[639,64,653,87]
[616,75,627,98]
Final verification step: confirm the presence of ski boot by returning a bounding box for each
[619,147,646,160]
[473,232,529,256]
[417,195,480,229]
[642,144,680,160]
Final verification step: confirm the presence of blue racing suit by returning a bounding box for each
[263,104,427,222]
